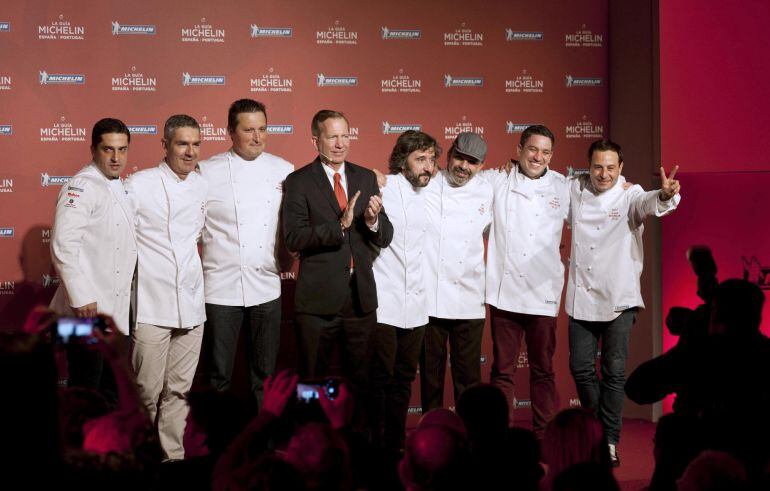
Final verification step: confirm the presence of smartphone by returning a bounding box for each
[54,316,108,344]
[295,379,339,403]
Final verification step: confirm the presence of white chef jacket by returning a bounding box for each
[485,166,570,317]
[373,173,429,329]
[565,175,680,322]
[50,163,137,335]
[199,150,294,307]
[126,162,207,329]
[424,170,493,319]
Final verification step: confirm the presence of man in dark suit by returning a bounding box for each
[282,109,393,393]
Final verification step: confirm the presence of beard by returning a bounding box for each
[404,168,432,187]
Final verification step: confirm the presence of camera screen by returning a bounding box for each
[56,317,94,343]
[296,383,321,402]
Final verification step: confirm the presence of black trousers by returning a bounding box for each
[294,274,376,393]
[369,323,425,450]
[419,316,484,412]
[203,298,282,410]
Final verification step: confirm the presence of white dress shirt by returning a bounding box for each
[49,163,137,334]
[373,173,429,329]
[565,175,680,322]
[321,160,348,195]
[424,170,493,319]
[485,166,570,317]
[199,150,294,307]
[126,162,208,329]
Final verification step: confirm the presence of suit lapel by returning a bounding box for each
[311,159,342,215]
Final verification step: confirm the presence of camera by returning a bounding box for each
[54,316,109,344]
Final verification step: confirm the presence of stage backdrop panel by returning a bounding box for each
[659,0,770,172]
[0,0,609,422]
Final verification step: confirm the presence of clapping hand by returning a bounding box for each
[364,193,383,227]
[340,191,361,229]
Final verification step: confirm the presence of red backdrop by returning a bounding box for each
[659,0,770,412]
[0,0,608,422]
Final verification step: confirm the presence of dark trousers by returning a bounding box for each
[294,275,376,395]
[568,309,636,444]
[203,298,281,410]
[419,316,484,412]
[370,323,425,451]
[489,307,557,437]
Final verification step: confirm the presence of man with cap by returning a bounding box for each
[420,132,493,412]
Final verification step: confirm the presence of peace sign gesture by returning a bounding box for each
[660,165,680,201]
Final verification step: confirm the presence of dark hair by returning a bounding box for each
[163,114,199,140]
[91,118,130,148]
[227,99,267,132]
[588,139,623,163]
[387,130,442,175]
[311,109,348,137]
[520,124,555,147]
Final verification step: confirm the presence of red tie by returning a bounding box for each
[334,173,354,269]
[333,172,347,210]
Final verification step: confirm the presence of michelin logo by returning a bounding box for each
[505,29,543,41]
[381,27,421,40]
[443,74,483,88]
[250,25,292,37]
[182,73,225,86]
[39,71,85,85]
[0,22,10,32]
[506,122,536,134]
[0,228,13,238]
[111,22,156,35]
[0,125,11,136]
[267,125,293,134]
[565,75,602,87]
[127,125,157,135]
[316,74,357,87]
[41,173,72,187]
[382,122,421,134]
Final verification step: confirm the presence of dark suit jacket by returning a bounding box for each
[282,158,393,315]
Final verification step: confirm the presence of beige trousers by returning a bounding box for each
[131,322,203,461]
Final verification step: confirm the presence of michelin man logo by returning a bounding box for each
[39,71,49,84]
